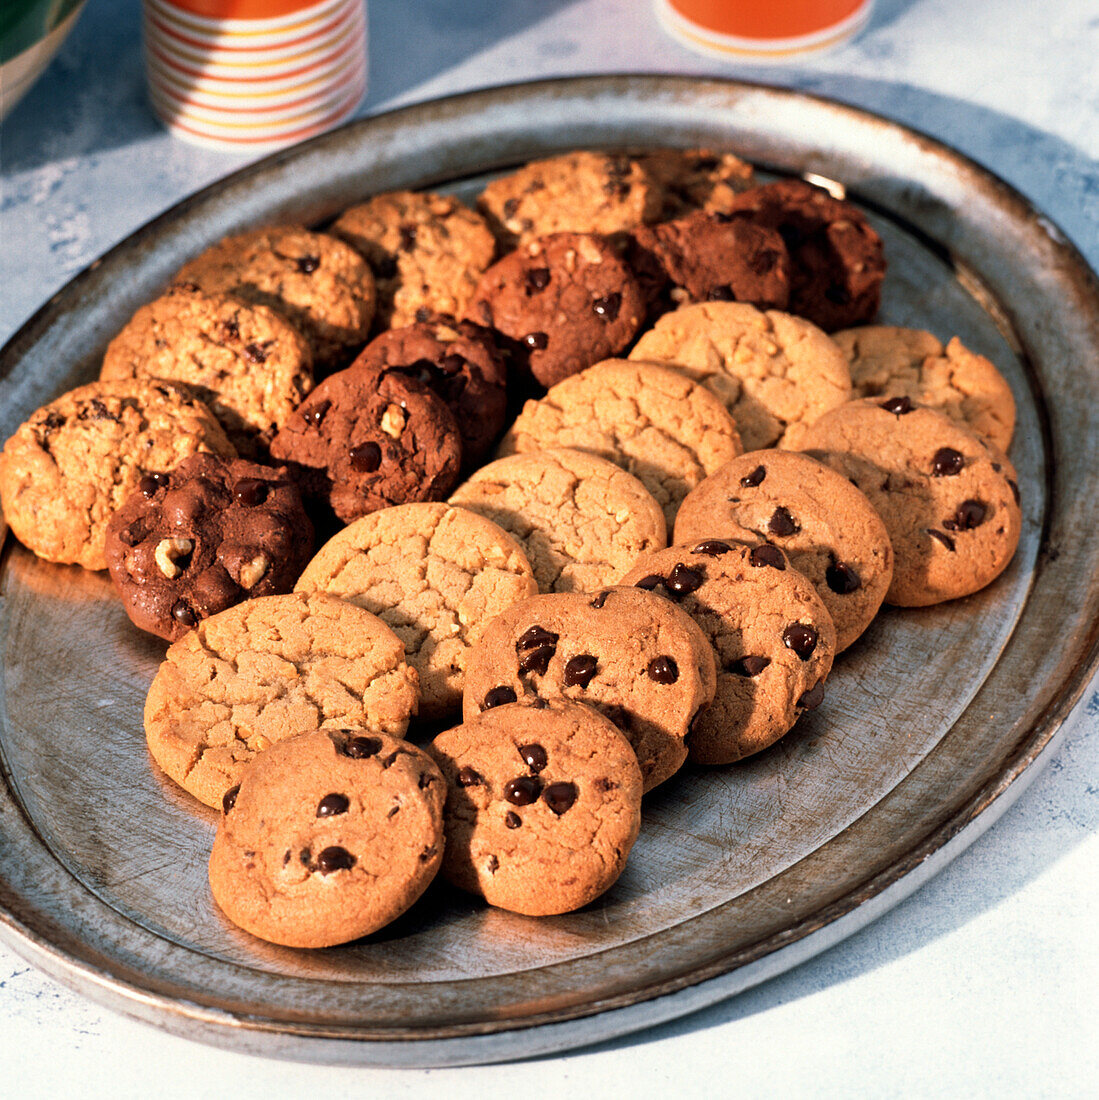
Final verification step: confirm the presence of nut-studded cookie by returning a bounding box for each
[726,179,886,332]
[175,226,376,374]
[330,190,497,330]
[269,361,462,524]
[350,315,507,466]
[428,700,642,916]
[209,728,444,948]
[833,326,1016,452]
[796,397,1022,606]
[99,284,314,458]
[105,453,314,642]
[462,587,717,792]
[636,148,756,219]
[629,301,852,452]
[621,542,836,764]
[144,591,419,809]
[0,379,234,571]
[674,450,893,651]
[295,504,538,720]
[449,448,667,594]
[466,232,645,388]
[497,360,743,526]
[477,151,662,250]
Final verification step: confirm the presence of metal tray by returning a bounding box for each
[1,76,1097,1067]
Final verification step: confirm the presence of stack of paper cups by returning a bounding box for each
[143,0,367,151]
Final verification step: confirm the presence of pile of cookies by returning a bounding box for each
[0,148,1024,948]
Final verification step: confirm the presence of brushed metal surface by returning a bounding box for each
[0,76,1097,1065]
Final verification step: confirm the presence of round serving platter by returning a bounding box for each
[0,76,1097,1067]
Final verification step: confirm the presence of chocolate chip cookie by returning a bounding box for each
[99,284,314,458]
[467,232,645,388]
[796,397,1022,606]
[673,450,894,651]
[0,379,234,571]
[833,325,1017,452]
[268,361,462,525]
[144,591,419,809]
[428,699,642,915]
[330,190,496,329]
[462,587,717,792]
[449,448,667,594]
[105,453,314,642]
[497,359,743,526]
[209,728,445,947]
[621,541,836,764]
[295,503,538,719]
[636,148,756,219]
[629,301,852,452]
[175,226,376,374]
[350,315,507,465]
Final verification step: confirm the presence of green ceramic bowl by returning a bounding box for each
[1,0,87,119]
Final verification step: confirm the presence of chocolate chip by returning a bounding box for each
[296,254,320,274]
[1008,479,1020,505]
[341,735,382,758]
[634,573,664,591]
[526,267,550,292]
[243,342,268,364]
[522,331,549,350]
[118,523,143,547]
[952,499,987,530]
[750,544,786,570]
[503,197,520,218]
[594,777,618,792]
[439,353,465,375]
[139,472,168,498]
[826,561,861,594]
[590,591,610,608]
[783,623,819,660]
[171,600,198,627]
[233,477,269,507]
[543,782,577,815]
[798,681,826,709]
[387,805,399,818]
[483,685,517,710]
[487,854,500,871]
[505,811,521,829]
[880,395,913,415]
[691,539,733,556]
[398,225,417,251]
[307,399,331,426]
[317,793,349,817]
[220,318,240,341]
[350,441,383,472]
[731,655,770,676]
[592,293,621,320]
[516,625,558,674]
[419,845,437,863]
[926,528,957,551]
[769,506,799,537]
[932,447,965,476]
[222,785,240,814]
[647,655,679,683]
[666,563,704,596]
[316,846,355,874]
[504,775,542,805]
[563,654,598,688]
[457,766,483,787]
[519,743,548,773]
[740,465,766,488]
[382,751,400,769]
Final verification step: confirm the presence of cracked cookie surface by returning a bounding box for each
[449,448,666,594]
[295,503,538,719]
[621,541,836,764]
[209,728,444,947]
[497,360,742,527]
[0,378,234,571]
[144,591,419,809]
[630,301,851,452]
[429,699,642,916]
[462,586,717,792]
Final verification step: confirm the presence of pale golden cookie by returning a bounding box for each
[497,360,743,527]
[833,325,1016,451]
[429,700,642,916]
[448,448,667,594]
[629,301,851,451]
[144,591,419,809]
[210,728,444,948]
[295,504,538,720]
[0,379,234,571]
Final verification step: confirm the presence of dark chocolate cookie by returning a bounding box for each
[104,452,313,641]
[727,180,885,332]
[350,315,507,465]
[466,232,645,388]
[268,362,462,524]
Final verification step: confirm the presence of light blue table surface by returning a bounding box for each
[1,1,1097,1095]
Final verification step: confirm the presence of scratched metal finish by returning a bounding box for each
[0,77,1096,1064]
